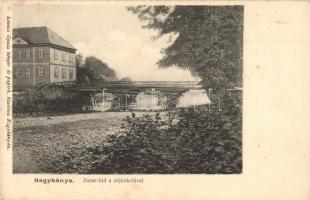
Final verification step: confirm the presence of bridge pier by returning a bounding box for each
[87,89,187,112]
[81,83,205,112]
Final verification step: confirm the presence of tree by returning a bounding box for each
[76,54,85,68]
[76,55,118,83]
[128,6,243,92]
[76,54,89,84]
[84,56,118,81]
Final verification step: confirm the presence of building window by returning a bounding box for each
[54,49,58,60]
[17,51,22,60]
[25,50,31,60]
[39,49,44,59]
[25,68,31,78]
[14,68,21,78]
[62,68,67,79]
[69,69,73,79]
[37,67,44,77]
[69,54,74,63]
[54,67,59,79]
[62,52,66,61]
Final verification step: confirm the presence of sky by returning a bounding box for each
[13,4,198,81]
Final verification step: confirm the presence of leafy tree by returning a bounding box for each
[77,72,90,84]
[76,53,85,68]
[84,56,118,81]
[76,55,118,83]
[76,54,90,84]
[128,6,243,92]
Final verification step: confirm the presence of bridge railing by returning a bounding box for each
[74,80,203,89]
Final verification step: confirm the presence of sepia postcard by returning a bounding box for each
[0,0,309,199]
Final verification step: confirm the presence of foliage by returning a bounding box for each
[76,53,85,68]
[128,6,243,91]
[77,72,91,84]
[85,93,242,174]
[85,56,117,81]
[76,54,118,83]
[86,113,178,173]
[13,86,89,114]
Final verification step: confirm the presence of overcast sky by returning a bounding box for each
[13,4,198,81]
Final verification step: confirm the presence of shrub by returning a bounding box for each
[13,86,89,114]
[84,93,242,174]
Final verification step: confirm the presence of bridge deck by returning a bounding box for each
[69,81,203,94]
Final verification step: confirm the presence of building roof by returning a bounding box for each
[13,26,76,51]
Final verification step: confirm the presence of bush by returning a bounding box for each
[13,86,90,114]
[84,92,242,174]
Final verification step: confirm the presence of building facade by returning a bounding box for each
[13,26,77,89]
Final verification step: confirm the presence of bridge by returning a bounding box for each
[69,81,203,94]
[64,81,205,111]
[51,81,240,112]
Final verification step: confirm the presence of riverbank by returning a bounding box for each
[13,112,167,173]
